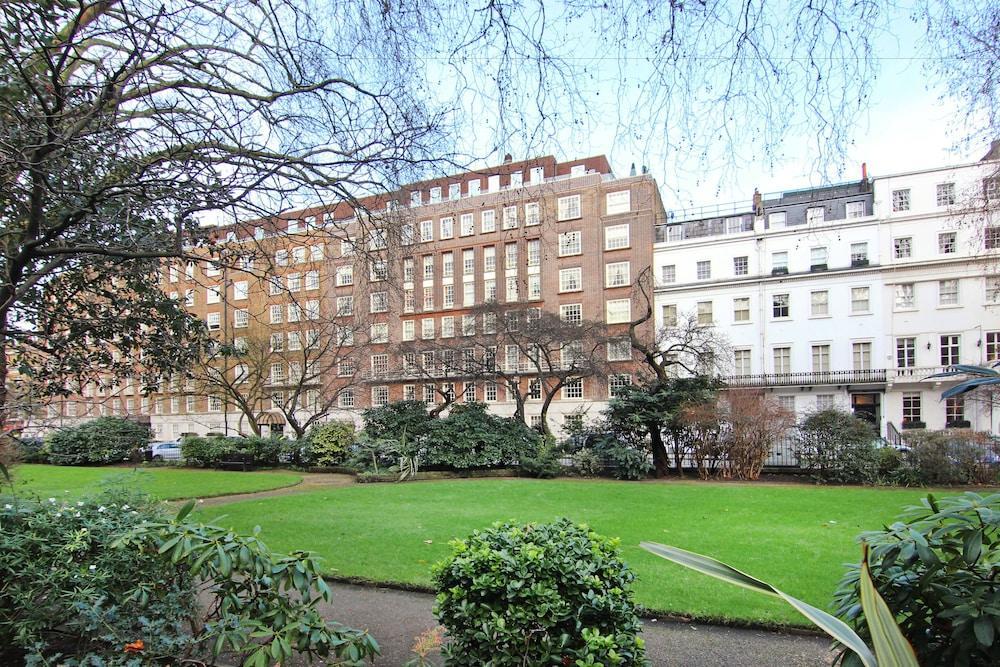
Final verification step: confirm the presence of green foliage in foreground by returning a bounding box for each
[434,519,646,665]
[201,479,966,625]
[833,492,1000,667]
[0,488,378,666]
[7,464,302,500]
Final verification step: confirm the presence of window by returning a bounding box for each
[485,382,498,402]
[661,304,677,327]
[423,255,434,280]
[442,252,454,278]
[939,231,957,254]
[851,287,870,313]
[335,324,354,346]
[941,334,961,366]
[232,280,249,300]
[205,286,219,304]
[421,318,435,339]
[524,240,540,268]
[811,290,829,316]
[734,349,752,375]
[945,396,965,424]
[337,359,356,377]
[460,249,475,275]
[772,294,789,318]
[902,393,921,424]
[696,260,711,280]
[771,251,788,272]
[777,396,795,413]
[287,273,302,291]
[463,281,475,306]
[851,242,868,266]
[335,265,353,286]
[986,331,1000,362]
[527,274,541,300]
[270,362,286,384]
[559,231,582,256]
[402,320,415,341]
[605,224,629,250]
[939,279,959,305]
[303,270,319,291]
[449,183,461,200]
[985,177,1000,201]
[185,261,195,279]
[287,302,301,322]
[733,256,748,276]
[207,312,221,331]
[441,315,455,338]
[988,277,1000,304]
[895,283,915,309]
[483,246,496,273]
[526,379,542,400]
[463,314,476,336]
[268,277,282,295]
[608,374,631,398]
[370,323,389,344]
[563,379,584,400]
[168,265,178,282]
[661,265,676,283]
[525,203,540,226]
[185,289,196,306]
[696,301,712,325]
[340,238,354,257]
[773,347,791,374]
[488,174,500,191]
[892,188,911,212]
[987,227,1000,249]
[484,279,497,301]
[812,344,831,373]
[423,286,434,310]
[896,337,916,368]
[937,182,956,206]
[371,386,389,408]
[815,395,834,410]
[370,291,388,313]
[234,309,249,328]
[893,237,912,259]
[846,201,865,219]
[510,172,523,188]
[768,211,787,228]
[557,195,581,221]
[853,342,872,370]
[336,295,353,316]
[605,261,630,288]
[505,276,518,301]
[806,206,825,224]
[607,338,631,362]
[419,219,433,242]
[559,268,582,292]
[733,297,750,322]
[440,217,454,239]
[502,206,518,229]
[429,186,442,203]
[505,243,518,269]
[606,299,631,324]
[481,210,496,233]
[560,303,582,324]
[287,331,302,350]
[293,246,308,263]
[606,190,631,215]
[460,213,475,236]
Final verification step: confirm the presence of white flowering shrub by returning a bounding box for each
[0,488,197,664]
[1,488,379,666]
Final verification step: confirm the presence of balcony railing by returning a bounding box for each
[887,366,960,383]
[724,369,887,388]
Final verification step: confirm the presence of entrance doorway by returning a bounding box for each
[851,393,880,430]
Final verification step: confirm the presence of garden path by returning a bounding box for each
[309,582,835,666]
[193,471,354,507]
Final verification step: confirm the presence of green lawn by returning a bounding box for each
[201,478,967,627]
[5,464,303,501]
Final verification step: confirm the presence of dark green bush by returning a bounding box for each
[181,434,284,467]
[362,400,433,442]
[795,409,878,484]
[14,436,47,463]
[518,436,563,478]
[433,518,647,666]
[423,403,539,469]
[573,447,605,476]
[833,492,1000,666]
[905,430,999,485]
[592,434,652,480]
[46,417,149,465]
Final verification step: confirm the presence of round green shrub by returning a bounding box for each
[433,518,647,665]
[833,492,1000,666]
[46,417,150,465]
[303,421,355,466]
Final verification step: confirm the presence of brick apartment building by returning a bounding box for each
[33,155,662,438]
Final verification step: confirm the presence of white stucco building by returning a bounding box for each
[653,147,1000,440]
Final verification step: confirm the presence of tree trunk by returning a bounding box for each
[671,432,686,478]
[0,321,12,471]
[648,422,670,478]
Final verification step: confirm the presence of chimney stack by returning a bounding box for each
[629,162,637,177]
[503,153,513,164]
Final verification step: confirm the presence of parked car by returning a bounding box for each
[147,440,183,461]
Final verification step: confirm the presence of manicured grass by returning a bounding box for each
[5,464,303,501]
[201,478,970,626]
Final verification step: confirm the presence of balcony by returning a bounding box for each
[887,366,962,387]
[724,369,887,388]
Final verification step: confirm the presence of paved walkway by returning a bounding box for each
[315,582,835,666]
[196,471,355,507]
